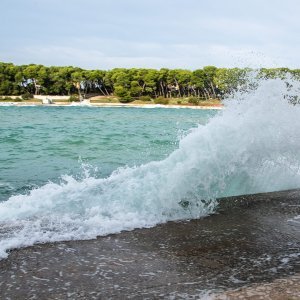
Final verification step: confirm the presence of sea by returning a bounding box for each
[0,77,300,259]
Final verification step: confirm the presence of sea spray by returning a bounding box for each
[0,77,300,258]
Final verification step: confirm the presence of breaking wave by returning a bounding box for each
[1,77,300,258]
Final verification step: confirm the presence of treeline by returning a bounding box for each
[0,62,299,100]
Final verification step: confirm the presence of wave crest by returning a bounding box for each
[1,77,300,258]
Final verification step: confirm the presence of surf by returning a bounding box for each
[0,76,300,258]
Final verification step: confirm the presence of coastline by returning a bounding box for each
[0,101,223,110]
[1,189,299,299]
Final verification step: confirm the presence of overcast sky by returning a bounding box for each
[1,0,299,69]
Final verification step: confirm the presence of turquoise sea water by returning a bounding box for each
[1,78,300,259]
[0,106,216,202]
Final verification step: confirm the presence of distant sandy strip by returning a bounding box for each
[0,101,223,109]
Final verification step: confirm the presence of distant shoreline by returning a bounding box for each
[0,101,223,110]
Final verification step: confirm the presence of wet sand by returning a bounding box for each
[214,273,300,299]
[0,190,299,299]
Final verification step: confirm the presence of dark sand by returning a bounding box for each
[0,190,299,299]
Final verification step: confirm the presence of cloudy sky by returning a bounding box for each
[1,0,299,69]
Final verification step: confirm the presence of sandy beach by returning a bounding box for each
[213,274,300,299]
[0,101,223,109]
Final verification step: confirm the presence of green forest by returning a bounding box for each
[0,62,299,102]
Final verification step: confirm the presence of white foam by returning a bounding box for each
[1,76,300,258]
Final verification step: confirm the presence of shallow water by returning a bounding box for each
[0,190,299,299]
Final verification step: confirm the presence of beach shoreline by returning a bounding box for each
[213,273,300,299]
[1,189,299,299]
[0,101,223,109]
